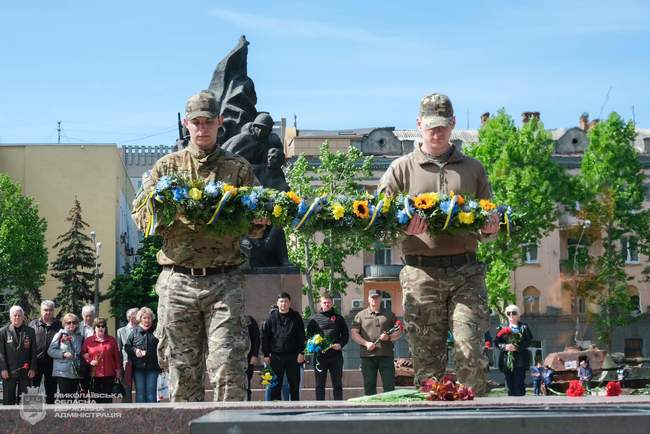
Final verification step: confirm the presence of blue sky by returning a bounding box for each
[1,0,649,145]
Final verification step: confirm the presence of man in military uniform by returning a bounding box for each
[132,90,267,402]
[0,306,37,405]
[379,93,499,396]
[350,290,401,396]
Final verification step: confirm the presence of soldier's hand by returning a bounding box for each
[405,214,427,235]
[505,344,517,352]
[380,332,390,341]
[481,212,500,235]
[365,342,376,352]
[1,369,8,380]
[263,356,271,365]
[28,369,36,379]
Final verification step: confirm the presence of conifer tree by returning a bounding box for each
[51,198,97,315]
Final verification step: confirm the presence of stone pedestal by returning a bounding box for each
[243,267,302,324]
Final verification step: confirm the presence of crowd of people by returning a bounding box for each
[0,301,161,405]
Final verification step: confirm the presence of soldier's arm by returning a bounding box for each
[377,164,403,197]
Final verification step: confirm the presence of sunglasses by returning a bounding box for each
[65,321,78,325]
[506,311,519,316]
[96,325,106,329]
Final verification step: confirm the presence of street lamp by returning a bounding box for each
[573,219,591,346]
[90,231,102,315]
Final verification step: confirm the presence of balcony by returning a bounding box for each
[363,264,403,280]
[559,260,588,277]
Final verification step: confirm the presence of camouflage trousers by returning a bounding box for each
[400,262,489,396]
[154,268,250,402]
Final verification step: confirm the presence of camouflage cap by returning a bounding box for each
[185,91,220,120]
[419,93,454,129]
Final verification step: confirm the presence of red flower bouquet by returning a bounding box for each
[497,326,523,371]
[420,374,475,401]
[606,381,622,397]
[566,380,586,397]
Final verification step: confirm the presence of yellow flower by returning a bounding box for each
[479,199,496,211]
[459,211,475,224]
[272,204,283,218]
[314,335,323,345]
[261,372,273,381]
[414,192,439,210]
[287,191,301,205]
[381,196,393,214]
[331,203,345,220]
[188,187,203,201]
[352,200,370,219]
[222,184,238,196]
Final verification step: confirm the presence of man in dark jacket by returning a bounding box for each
[0,306,37,405]
[262,293,305,401]
[28,300,61,404]
[306,293,349,400]
[246,315,260,401]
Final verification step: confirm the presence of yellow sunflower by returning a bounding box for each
[331,203,345,220]
[479,199,496,211]
[272,204,283,218]
[414,192,439,210]
[381,196,393,214]
[287,191,301,205]
[222,184,238,196]
[352,200,370,219]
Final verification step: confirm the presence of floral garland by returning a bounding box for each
[143,175,512,239]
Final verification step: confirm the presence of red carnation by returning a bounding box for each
[23,363,30,370]
[496,326,512,338]
[395,320,404,332]
[606,381,622,397]
[420,378,435,393]
[566,380,585,397]
[330,316,337,322]
[484,340,491,349]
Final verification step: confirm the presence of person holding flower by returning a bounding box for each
[125,307,161,403]
[0,306,37,405]
[378,92,499,395]
[351,290,402,396]
[495,305,533,396]
[81,318,121,403]
[131,91,268,401]
[48,313,84,397]
[306,293,349,400]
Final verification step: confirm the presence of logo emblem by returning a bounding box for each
[20,387,46,425]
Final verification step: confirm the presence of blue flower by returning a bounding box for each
[241,192,259,210]
[467,200,478,210]
[204,181,221,197]
[156,176,173,193]
[439,199,459,215]
[172,186,188,202]
[297,200,308,217]
[396,209,411,225]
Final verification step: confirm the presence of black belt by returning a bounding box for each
[164,265,239,276]
[404,253,477,268]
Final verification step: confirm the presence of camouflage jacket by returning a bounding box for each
[131,142,263,268]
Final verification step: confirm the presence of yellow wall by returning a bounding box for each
[0,144,135,329]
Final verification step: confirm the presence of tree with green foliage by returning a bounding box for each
[106,235,162,320]
[0,174,48,317]
[577,112,649,349]
[50,198,98,315]
[285,143,374,316]
[466,110,574,316]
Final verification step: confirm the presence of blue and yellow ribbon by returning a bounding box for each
[144,192,157,237]
[442,195,458,231]
[294,197,322,230]
[503,212,510,237]
[364,200,383,231]
[207,190,233,225]
[404,196,413,219]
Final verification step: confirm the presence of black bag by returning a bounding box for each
[112,379,126,399]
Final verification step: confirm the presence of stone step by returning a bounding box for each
[205,368,378,389]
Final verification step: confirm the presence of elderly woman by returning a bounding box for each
[495,304,533,396]
[125,307,161,403]
[81,318,121,403]
[48,313,84,396]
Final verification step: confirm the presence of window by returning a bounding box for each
[521,244,539,264]
[375,291,392,311]
[572,296,586,314]
[523,286,541,314]
[629,286,641,314]
[624,338,643,358]
[621,236,640,264]
[568,238,588,274]
[373,243,392,265]
[333,295,342,313]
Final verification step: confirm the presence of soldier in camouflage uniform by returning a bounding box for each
[379,93,500,396]
[132,91,267,401]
